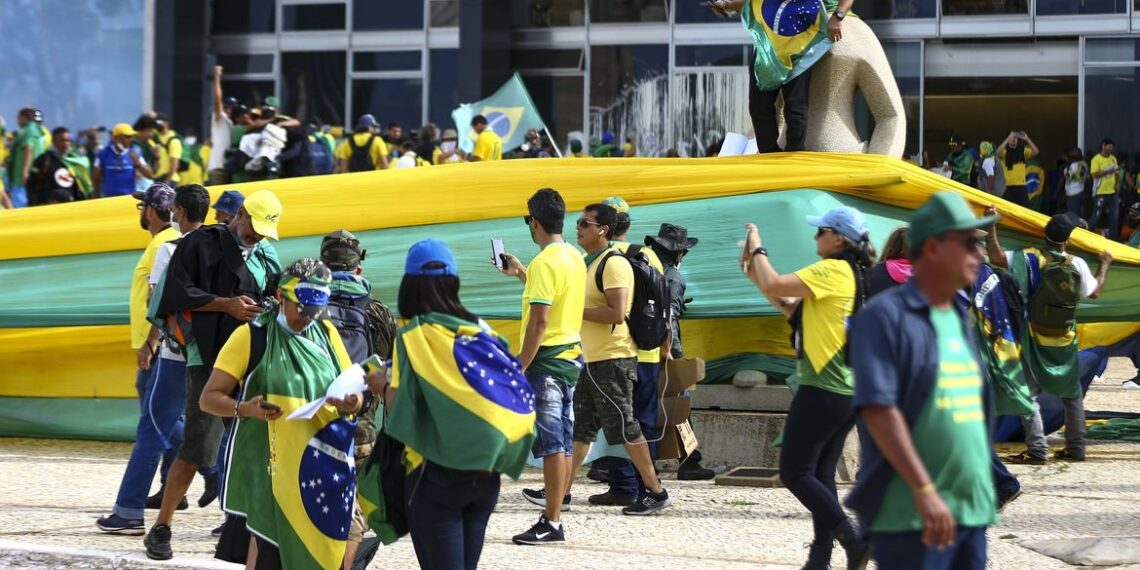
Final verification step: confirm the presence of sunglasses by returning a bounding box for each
[814,227,836,238]
[577,218,602,228]
[522,215,532,225]
[944,233,986,252]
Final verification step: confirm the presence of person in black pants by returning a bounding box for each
[750,59,813,153]
[741,206,875,570]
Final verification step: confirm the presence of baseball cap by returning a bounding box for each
[404,239,458,277]
[1045,212,1080,244]
[321,229,366,270]
[357,114,379,130]
[112,123,136,137]
[602,196,629,214]
[132,183,176,212]
[908,192,999,251]
[265,95,281,108]
[243,190,283,240]
[570,140,583,152]
[211,190,245,218]
[949,134,965,145]
[229,104,250,121]
[222,96,239,108]
[806,206,870,243]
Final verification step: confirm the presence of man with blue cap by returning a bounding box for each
[210,189,244,224]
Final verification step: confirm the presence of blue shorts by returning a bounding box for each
[527,373,574,458]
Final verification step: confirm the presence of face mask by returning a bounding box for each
[184,136,197,146]
[276,309,314,335]
[171,219,182,233]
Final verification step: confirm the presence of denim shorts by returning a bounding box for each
[527,373,575,457]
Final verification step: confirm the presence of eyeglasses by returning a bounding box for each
[522,215,533,225]
[814,227,836,238]
[577,218,602,228]
[943,233,986,252]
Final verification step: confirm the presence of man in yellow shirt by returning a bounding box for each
[469,115,502,162]
[334,114,390,172]
[1090,138,1121,238]
[153,116,183,185]
[497,188,586,545]
[997,130,1039,208]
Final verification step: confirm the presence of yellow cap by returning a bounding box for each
[243,190,282,240]
[112,123,136,137]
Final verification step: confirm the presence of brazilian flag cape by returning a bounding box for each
[388,312,536,479]
[965,264,1035,416]
[1010,249,1082,400]
[742,0,833,91]
[1026,158,1047,213]
[223,312,356,570]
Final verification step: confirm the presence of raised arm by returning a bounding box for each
[983,205,1007,268]
[741,223,809,318]
[213,66,225,120]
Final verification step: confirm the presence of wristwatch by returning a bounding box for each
[751,247,769,258]
[834,9,846,19]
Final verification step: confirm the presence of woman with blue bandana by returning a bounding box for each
[200,258,365,569]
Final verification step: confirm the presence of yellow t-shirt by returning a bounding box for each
[334,133,390,170]
[613,241,665,363]
[473,130,503,161]
[181,145,210,186]
[131,226,181,348]
[214,321,353,381]
[155,131,183,182]
[998,147,1035,187]
[792,258,855,396]
[522,242,587,348]
[1091,153,1119,196]
[581,247,636,363]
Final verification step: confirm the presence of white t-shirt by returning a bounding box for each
[1065,161,1088,197]
[208,114,232,171]
[149,241,186,362]
[1005,250,1097,298]
[981,157,996,177]
[395,152,418,169]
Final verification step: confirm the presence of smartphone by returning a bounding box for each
[258,399,282,412]
[491,238,506,270]
[362,354,385,375]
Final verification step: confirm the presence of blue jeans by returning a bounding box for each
[114,358,188,519]
[405,463,500,570]
[608,362,660,497]
[527,373,574,457]
[872,526,987,570]
[991,448,1020,497]
[9,186,27,208]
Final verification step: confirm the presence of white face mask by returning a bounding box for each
[171,219,181,233]
[276,307,314,335]
[184,136,198,146]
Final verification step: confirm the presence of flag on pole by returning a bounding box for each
[451,73,548,154]
[741,0,833,91]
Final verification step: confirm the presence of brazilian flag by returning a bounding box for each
[742,0,833,91]
[1026,158,1047,213]
[388,312,536,479]
[968,264,1035,417]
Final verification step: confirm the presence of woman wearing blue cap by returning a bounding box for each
[368,239,537,570]
[741,206,875,569]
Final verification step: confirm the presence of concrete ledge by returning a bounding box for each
[691,384,793,413]
[0,540,239,569]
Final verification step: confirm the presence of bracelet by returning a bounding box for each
[913,483,936,496]
[233,399,243,419]
[751,247,768,258]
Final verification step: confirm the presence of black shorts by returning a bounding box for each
[179,365,225,467]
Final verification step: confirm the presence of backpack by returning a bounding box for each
[347,134,376,172]
[594,245,670,351]
[1030,249,1081,332]
[309,134,334,175]
[325,284,399,363]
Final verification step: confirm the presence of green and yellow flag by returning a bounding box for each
[388,312,536,479]
[742,0,834,91]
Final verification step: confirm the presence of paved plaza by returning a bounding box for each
[1,359,1139,569]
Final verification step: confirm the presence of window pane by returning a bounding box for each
[355,0,425,30]
[353,79,424,136]
[1085,38,1140,63]
[670,71,750,157]
[354,51,422,72]
[429,49,461,126]
[1037,0,1124,14]
[511,48,585,70]
[589,0,668,23]
[281,51,346,126]
[675,45,745,67]
[590,44,669,155]
[430,0,460,26]
[212,0,275,34]
[882,41,922,158]
[853,0,936,18]
[520,75,584,148]
[220,80,276,109]
[942,0,1026,15]
[1084,67,1140,158]
[511,0,586,27]
[283,4,346,31]
[216,53,274,74]
[674,0,733,23]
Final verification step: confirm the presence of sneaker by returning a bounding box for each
[511,515,566,545]
[1054,448,1086,462]
[145,489,188,511]
[1123,376,1140,389]
[521,488,571,511]
[211,523,225,537]
[1004,451,1047,465]
[676,460,716,481]
[95,514,144,535]
[588,491,637,507]
[997,488,1022,513]
[622,489,671,516]
[144,524,173,561]
[198,473,220,508]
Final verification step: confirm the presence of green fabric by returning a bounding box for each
[1129,232,1140,248]
[58,150,94,197]
[1009,248,1082,400]
[591,144,618,158]
[872,307,996,532]
[797,351,853,396]
[224,311,348,570]
[1086,418,1140,441]
[700,352,797,384]
[742,0,833,91]
[527,343,583,387]
[0,397,136,441]
[10,123,45,186]
[947,151,975,186]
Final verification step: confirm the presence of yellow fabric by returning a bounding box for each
[155,131,182,182]
[1091,154,1119,196]
[521,242,586,349]
[213,321,354,381]
[334,133,390,170]
[793,259,855,392]
[581,247,636,363]
[181,145,210,186]
[473,130,502,161]
[130,227,180,348]
[999,147,1035,186]
[613,241,665,363]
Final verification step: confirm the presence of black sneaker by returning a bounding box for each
[521,488,571,511]
[511,515,566,545]
[1004,451,1047,466]
[198,473,220,508]
[1054,448,1086,462]
[588,491,636,506]
[997,488,1022,513]
[621,489,671,516]
[144,524,173,560]
[95,514,144,535]
[677,460,716,481]
[145,488,188,511]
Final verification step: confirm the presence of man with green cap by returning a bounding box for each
[847,191,999,569]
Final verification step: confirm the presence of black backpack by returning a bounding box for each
[347,134,376,173]
[326,289,375,363]
[594,245,670,351]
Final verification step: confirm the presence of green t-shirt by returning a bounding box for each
[1128,231,1140,248]
[11,123,46,186]
[871,307,997,532]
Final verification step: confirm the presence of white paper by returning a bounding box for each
[743,138,758,155]
[287,364,368,421]
[718,132,749,157]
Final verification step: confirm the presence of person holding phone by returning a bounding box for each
[1090,138,1120,238]
[740,206,875,569]
[200,258,364,569]
[996,130,1039,208]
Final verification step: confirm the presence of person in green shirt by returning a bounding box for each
[8,107,46,208]
[944,134,975,187]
